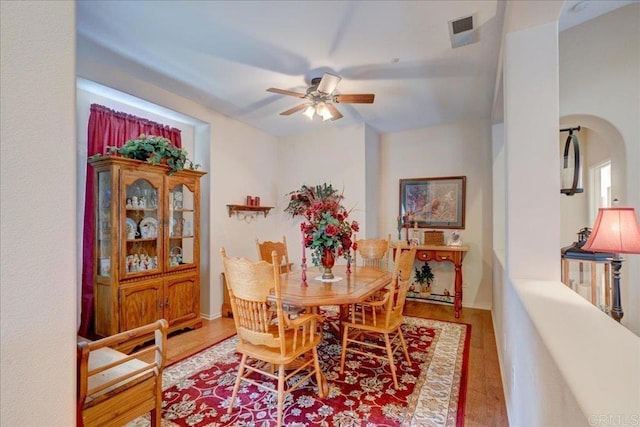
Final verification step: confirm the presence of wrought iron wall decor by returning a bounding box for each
[560,126,583,195]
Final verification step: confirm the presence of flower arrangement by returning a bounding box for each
[285,183,359,267]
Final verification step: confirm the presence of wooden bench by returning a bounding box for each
[77,319,168,427]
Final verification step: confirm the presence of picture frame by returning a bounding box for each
[399,176,466,229]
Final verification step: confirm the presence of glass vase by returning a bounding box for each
[321,248,335,280]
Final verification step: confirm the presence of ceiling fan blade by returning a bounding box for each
[316,73,342,94]
[279,103,310,116]
[334,94,375,104]
[267,88,306,98]
[326,103,343,121]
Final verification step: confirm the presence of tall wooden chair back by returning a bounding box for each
[339,247,416,389]
[355,234,391,270]
[256,235,293,273]
[388,246,417,317]
[220,248,324,425]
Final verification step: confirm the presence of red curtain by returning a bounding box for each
[79,104,182,338]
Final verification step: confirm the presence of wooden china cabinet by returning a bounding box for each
[90,156,206,349]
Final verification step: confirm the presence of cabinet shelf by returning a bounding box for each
[226,204,273,218]
[126,237,158,243]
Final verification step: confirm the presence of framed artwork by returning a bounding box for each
[399,176,466,229]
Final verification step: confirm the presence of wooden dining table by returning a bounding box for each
[278,264,392,310]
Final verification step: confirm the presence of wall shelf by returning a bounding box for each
[226,204,273,219]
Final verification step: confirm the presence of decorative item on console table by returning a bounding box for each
[285,183,359,281]
[447,230,462,246]
[424,230,444,245]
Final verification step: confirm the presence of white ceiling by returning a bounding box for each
[76,1,634,138]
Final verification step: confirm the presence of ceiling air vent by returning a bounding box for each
[449,15,478,49]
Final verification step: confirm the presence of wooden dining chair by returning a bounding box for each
[256,235,294,273]
[77,319,168,427]
[220,247,325,425]
[339,246,416,389]
[355,233,391,271]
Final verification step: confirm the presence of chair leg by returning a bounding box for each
[151,379,162,427]
[398,327,411,364]
[312,347,326,397]
[277,364,286,426]
[228,353,247,414]
[339,325,349,374]
[384,333,399,389]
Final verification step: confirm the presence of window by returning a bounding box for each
[589,160,611,224]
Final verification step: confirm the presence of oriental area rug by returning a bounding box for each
[130,316,470,427]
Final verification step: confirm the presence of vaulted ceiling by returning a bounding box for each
[76,1,633,138]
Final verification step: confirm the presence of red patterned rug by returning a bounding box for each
[131,316,470,427]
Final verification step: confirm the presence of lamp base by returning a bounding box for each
[610,258,623,322]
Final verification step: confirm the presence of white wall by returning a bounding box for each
[278,125,368,266]
[559,3,640,334]
[209,118,280,316]
[0,2,76,425]
[364,124,381,238]
[380,120,494,309]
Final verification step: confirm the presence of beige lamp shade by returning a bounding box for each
[583,208,640,254]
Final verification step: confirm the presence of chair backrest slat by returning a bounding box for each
[221,248,286,352]
[256,236,291,273]
[385,247,417,325]
[356,234,391,270]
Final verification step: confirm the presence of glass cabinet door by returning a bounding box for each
[97,170,112,277]
[122,172,163,277]
[167,183,195,270]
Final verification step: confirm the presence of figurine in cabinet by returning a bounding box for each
[174,218,184,237]
[173,191,183,209]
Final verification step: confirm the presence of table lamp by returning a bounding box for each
[582,207,640,322]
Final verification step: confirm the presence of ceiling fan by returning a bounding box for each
[267,73,375,121]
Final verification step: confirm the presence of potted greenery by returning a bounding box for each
[92,134,200,174]
[414,262,434,297]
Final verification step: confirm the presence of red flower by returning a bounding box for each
[325,224,339,237]
[284,183,358,265]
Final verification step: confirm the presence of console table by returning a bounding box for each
[393,243,469,318]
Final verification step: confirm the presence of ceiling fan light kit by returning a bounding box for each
[267,72,374,122]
